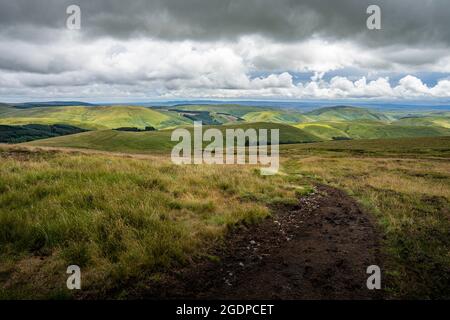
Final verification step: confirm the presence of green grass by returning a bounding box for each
[304,106,392,122]
[2,104,450,143]
[2,102,450,299]
[243,110,310,124]
[282,136,450,298]
[0,105,191,130]
[281,136,450,158]
[170,104,266,118]
[26,129,176,153]
[294,122,351,140]
[2,134,450,299]
[393,116,450,128]
[295,121,450,141]
[0,145,298,299]
[25,122,321,153]
[209,112,241,124]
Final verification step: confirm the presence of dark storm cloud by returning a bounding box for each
[0,0,449,46]
[0,44,76,74]
[1,0,450,100]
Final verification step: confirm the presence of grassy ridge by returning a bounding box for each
[0,105,191,130]
[25,122,321,153]
[295,121,450,141]
[26,130,176,153]
[1,104,450,144]
[243,111,310,124]
[393,116,450,128]
[304,106,392,121]
[0,146,299,299]
[169,104,265,117]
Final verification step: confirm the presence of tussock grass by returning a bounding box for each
[283,141,450,298]
[0,146,296,298]
[2,134,449,299]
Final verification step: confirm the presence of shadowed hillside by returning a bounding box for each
[0,124,86,143]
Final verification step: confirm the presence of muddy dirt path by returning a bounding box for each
[145,185,383,300]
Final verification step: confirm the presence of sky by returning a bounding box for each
[1,0,450,102]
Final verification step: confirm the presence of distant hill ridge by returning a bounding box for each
[12,101,97,109]
[1,103,449,145]
[0,105,191,130]
[305,106,391,121]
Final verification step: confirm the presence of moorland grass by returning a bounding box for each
[1,135,449,299]
[0,146,298,298]
[282,137,450,298]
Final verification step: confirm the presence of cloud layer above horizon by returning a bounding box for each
[1,0,450,101]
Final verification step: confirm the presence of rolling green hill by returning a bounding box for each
[26,129,175,153]
[12,101,96,108]
[0,103,13,114]
[243,111,310,124]
[296,121,450,140]
[168,109,243,125]
[2,104,450,145]
[25,122,320,153]
[0,105,191,130]
[294,123,352,140]
[170,104,266,117]
[305,106,392,122]
[168,104,264,125]
[210,112,242,124]
[393,116,450,128]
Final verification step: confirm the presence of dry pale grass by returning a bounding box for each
[284,154,450,298]
[0,145,298,299]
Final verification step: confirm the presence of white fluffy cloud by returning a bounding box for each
[2,1,450,101]
[1,35,450,101]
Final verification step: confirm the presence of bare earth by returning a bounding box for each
[143,185,384,300]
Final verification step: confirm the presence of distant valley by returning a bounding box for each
[0,102,449,149]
